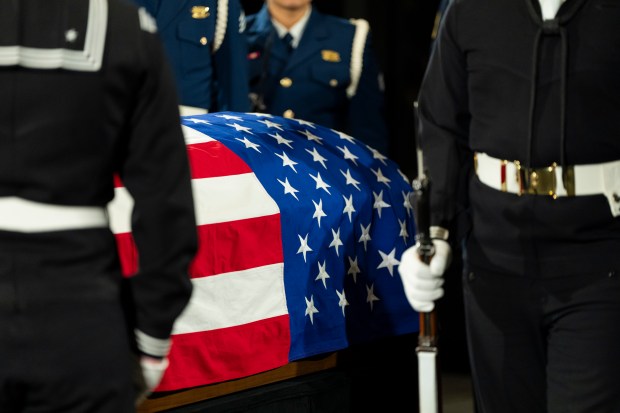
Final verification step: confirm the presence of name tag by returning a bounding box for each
[191,6,210,19]
[321,50,341,62]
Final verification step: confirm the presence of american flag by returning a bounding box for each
[108,112,419,391]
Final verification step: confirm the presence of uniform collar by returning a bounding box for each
[538,0,566,20]
[271,5,311,49]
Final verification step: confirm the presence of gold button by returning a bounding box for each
[280,77,293,88]
[283,109,295,118]
[200,37,208,46]
[329,79,338,87]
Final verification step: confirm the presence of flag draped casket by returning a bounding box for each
[108,112,419,392]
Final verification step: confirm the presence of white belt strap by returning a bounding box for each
[0,197,108,233]
[475,152,620,216]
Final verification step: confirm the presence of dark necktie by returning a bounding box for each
[282,33,294,54]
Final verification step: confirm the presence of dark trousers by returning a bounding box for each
[463,266,620,413]
[0,238,136,413]
[0,300,135,412]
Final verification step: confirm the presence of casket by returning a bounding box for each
[107,112,419,411]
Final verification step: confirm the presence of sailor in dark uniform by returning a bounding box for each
[131,0,251,115]
[245,0,390,154]
[0,1,197,411]
[399,0,620,411]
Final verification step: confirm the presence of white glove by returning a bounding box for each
[398,239,452,312]
[134,355,170,406]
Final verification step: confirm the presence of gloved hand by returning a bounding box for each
[133,354,170,406]
[398,239,452,312]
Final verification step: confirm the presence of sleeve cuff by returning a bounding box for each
[135,329,171,358]
[430,226,449,241]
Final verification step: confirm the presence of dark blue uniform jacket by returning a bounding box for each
[246,5,389,154]
[132,0,250,112]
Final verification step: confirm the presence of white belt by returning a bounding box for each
[179,105,208,116]
[0,197,108,233]
[474,152,620,216]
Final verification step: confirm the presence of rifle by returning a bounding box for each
[411,101,442,413]
[411,175,441,413]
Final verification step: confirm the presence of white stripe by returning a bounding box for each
[192,173,280,225]
[107,187,134,235]
[179,105,208,117]
[172,263,287,334]
[182,124,216,144]
[107,173,280,234]
[135,329,171,357]
[0,0,107,71]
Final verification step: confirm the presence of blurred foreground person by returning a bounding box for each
[399,0,620,412]
[245,0,390,154]
[0,0,197,411]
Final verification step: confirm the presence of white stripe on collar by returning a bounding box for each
[0,0,108,72]
[538,0,566,20]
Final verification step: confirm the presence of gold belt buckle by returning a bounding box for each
[516,162,559,197]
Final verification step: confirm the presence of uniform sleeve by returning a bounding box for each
[119,22,197,354]
[214,0,251,112]
[346,30,390,154]
[417,1,473,231]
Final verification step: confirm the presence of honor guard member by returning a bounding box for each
[0,1,197,411]
[245,0,390,154]
[131,0,251,115]
[399,0,620,412]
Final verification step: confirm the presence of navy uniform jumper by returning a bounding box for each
[0,1,197,411]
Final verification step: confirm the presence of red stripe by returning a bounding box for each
[114,214,283,278]
[187,141,252,179]
[114,232,138,277]
[113,174,123,188]
[156,315,291,391]
[113,141,250,187]
[190,214,283,278]
[500,162,506,186]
